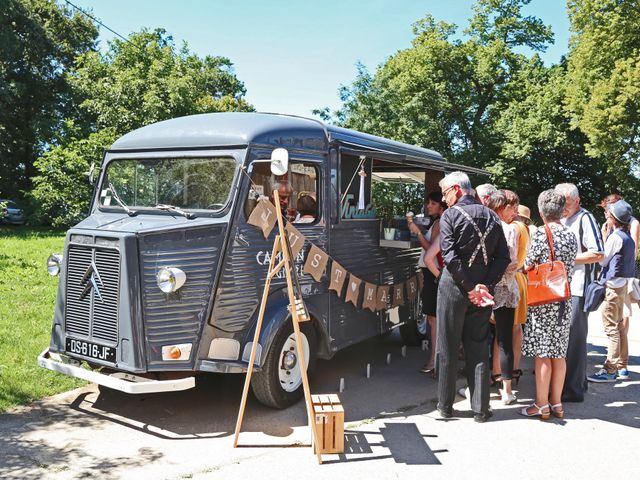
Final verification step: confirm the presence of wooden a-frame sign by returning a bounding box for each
[233,189,323,464]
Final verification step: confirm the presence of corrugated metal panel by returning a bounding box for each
[139,226,225,366]
[65,245,120,346]
[210,222,328,332]
[328,220,420,349]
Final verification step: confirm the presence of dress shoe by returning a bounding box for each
[473,409,493,423]
[437,407,453,418]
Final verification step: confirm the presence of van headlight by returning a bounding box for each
[156,267,186,293]
[47,254,63,276]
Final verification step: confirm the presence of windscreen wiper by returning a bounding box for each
[108,182,137,216]
[154,204,196,219]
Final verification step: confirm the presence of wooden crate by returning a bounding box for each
[312,394,344,454]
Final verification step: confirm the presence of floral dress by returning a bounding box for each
[522,223,578,358]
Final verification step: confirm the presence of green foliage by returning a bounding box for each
[0,227,83,412]
[372,181,424,226]
[331,0,553,170]
[70,28,253,135]
[324,0,640,214]
[0,0,97,199]
[31,128,117,227]
[32,28,254,227]
[566,0,640,176]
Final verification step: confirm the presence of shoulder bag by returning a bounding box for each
[526,224,571,306]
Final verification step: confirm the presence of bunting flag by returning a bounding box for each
[329,261,348,294]
[345,274,362,307]
[247,199,424,314]
[247,199,277,239]
[303,244,329,282]
[363,282,377,312]
[285,223,305,258]
[392,283,405,307]
[406,276,418,302]
[376,285,391,311]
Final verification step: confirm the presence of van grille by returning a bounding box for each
[65,245,120,345]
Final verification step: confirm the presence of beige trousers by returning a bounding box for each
[601,285,629,372]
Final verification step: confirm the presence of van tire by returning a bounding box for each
[251,321,317,409]
[399,300,427,346]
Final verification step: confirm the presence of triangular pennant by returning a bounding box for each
[362,282,377,312]
[329,261,348,295]
[393,283,405,307]
[247,198,277,239]
[345,274,362,307]
[406,276,418,302]
[376,285,391,311]
[285,223,306,259]
[303,244,329,282]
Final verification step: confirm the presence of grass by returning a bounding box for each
[0,226,84,412]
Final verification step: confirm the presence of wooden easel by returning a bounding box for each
[233,189,323,464]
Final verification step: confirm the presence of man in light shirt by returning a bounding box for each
[555,183,604,402]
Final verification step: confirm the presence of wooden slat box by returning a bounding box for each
[312,394,344,454]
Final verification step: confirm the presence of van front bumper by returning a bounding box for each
[38,348,196,394]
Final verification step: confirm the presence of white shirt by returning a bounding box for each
[561,208,604,297]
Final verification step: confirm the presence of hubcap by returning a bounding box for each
[278,332,310,393]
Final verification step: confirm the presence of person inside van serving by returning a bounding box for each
[296,195,317,223]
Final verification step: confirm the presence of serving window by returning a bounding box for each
[245,160,320,224]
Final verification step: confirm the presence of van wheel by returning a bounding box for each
[251,321,316,409]
[399,299,427,346]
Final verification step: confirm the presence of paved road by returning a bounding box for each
[1,310,638,480]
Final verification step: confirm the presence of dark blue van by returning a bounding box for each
[39,112,485,408]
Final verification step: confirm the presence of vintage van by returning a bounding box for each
[38,112,486,408]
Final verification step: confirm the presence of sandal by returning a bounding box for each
[550,403,564,419]
[519,403,550,420]
[490,373,503,389]
[512,369,523,387]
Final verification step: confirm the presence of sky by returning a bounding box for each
[66,0,571,118]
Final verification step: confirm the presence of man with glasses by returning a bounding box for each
[436,172,510,422]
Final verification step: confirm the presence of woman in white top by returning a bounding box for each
[486,190,521,404]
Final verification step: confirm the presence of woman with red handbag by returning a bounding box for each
[520,190,578,420]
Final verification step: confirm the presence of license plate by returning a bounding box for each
[66,338,116,363]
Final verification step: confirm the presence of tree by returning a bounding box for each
[31,128,117,227]
[69,28,253,135]
[31,28,254,226]
[328,0,553,169]
[565,0,640,193]
[0,0,97,199]
[491,60,628,213]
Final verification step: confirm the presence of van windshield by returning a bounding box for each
[100,157,237,213]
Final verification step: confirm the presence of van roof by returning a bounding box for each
[109,112,487,175]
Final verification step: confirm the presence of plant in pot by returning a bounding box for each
[372,182,398,240]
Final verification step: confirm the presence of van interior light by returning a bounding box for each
[156,267,186,293]
[47,254,63,276]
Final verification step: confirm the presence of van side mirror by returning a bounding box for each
[87,162,96,184]
[270,148,289,176]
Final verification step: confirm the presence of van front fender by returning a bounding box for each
[242,288,329,367]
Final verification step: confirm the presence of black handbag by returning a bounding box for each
[583,279,606,312]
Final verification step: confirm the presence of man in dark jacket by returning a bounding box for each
[436,172,510,422]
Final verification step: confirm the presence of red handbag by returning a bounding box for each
[526,224,570,307]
